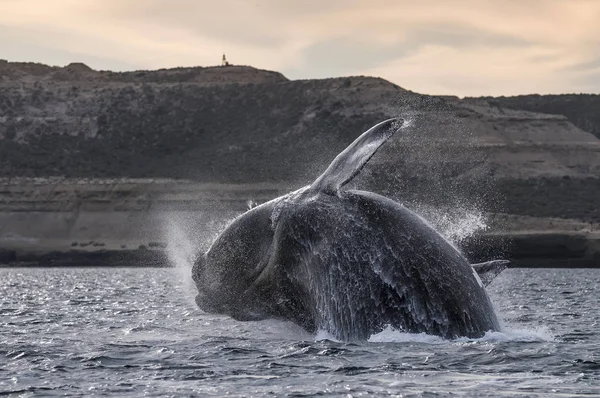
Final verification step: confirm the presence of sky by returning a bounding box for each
[1,0,599,96]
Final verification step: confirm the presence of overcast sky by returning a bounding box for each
[1,0,599,96]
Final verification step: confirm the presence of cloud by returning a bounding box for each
[405,23,530,50]
[359,44,581,96]
[285,22,530,81]
[284,38,406,79]
[564,50,600,93]
[564,52,600,73]
[577,73,600,93]
[0,0,598,95]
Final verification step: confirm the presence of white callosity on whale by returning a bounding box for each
[192,118,506,341]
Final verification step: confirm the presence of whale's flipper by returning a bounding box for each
[311,118,401,195]
[472,260,509,286]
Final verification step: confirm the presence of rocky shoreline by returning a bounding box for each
[2,233,598,269]
[0,247,168,268]
[1,179,598,268]
[462,233,600,268]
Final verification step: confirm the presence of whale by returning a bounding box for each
[192,118,506,341]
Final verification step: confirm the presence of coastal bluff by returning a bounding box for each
[1,61,599,267]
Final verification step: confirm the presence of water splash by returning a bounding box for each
[163,216,201,301]
[368,325,555,344]
[164,218,198,270]
[161,211,239,301]
[246,199,257,210]
[411,204,488,246]
[355,113,496,250]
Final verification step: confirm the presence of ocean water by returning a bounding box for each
[0,267,598,397]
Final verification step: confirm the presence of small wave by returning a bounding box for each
[366,325,555,344]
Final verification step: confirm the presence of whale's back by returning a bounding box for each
[271,190,500,340]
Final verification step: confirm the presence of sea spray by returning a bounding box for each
[161,211,240,302]
[353,112,497,251]
[410,203,488,247]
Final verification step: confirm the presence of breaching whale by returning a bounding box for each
[192,118,507,340]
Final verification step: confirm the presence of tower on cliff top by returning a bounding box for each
[222,53,230,66]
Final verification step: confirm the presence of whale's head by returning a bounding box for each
[192,200,278,319]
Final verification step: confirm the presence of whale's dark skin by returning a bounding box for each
[192,119,504,340]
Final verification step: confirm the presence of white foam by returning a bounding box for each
[474,326,555,343]
[368,326,445,344]
[366,325,555,344]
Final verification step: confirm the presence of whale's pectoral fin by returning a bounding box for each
[472,260,510,286]
[310,118,402,195]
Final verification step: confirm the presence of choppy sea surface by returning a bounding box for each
[1,267,598,397]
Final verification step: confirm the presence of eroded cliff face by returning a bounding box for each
[473,94,600,139]
[0,61,599,266]
[1,62,598,182]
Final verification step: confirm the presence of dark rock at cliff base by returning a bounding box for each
[461,233,599,268]
[4,249,170,267]
[0,249,17,264]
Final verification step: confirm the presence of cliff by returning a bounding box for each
[472,94,600,139]
[0,59,288,84]
[0,61,599,267]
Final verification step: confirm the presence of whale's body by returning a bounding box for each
[192,119,505,340]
